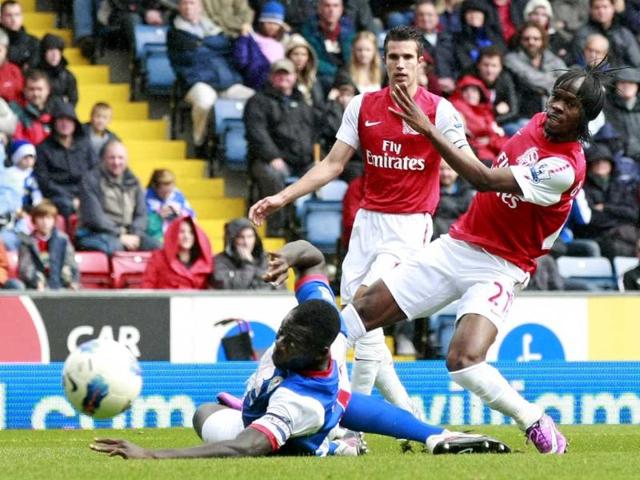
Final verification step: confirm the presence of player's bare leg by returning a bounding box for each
[447,314,566,454]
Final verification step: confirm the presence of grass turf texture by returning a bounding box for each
[1,426,638,480]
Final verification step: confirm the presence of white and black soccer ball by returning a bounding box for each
[62,339,142,419]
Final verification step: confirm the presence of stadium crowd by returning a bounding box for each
[0,0,639,302]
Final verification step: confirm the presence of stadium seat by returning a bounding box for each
[429,302,459,358]
[214,99,248,172]
[301,200,343,254]
[556,256,617,291]
[130,25,175,99]
[75,251,111,289]
[613,256,639,291]
[111,251,153,289]
[316,180,349,201]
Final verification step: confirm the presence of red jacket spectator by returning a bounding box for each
[450,75,507,163]
[0,60,23,102]
[142,217,213,290]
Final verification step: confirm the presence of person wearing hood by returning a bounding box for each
[449,74,506,163]
[435,0,505,95]
[142,216,213,289]
[35,101,97,218]
[37,34,78,107]
[76,140,160,255]
[603,68,640,162]
[213,218,277,289]
[575,143,640,258]
[0,1,39,70]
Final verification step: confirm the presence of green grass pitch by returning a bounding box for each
[1,426,638,480]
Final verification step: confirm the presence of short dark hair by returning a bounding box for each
[383,25,424,60]
[24,69,50,86]
[288,299,341,352]
[552,62,612,142]
[477,45,503,64]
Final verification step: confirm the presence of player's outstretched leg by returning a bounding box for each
[341,392,510,454]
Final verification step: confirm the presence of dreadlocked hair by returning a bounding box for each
[552,59,616,142]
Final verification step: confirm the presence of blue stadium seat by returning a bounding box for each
[429,302,458,358]
[301,200,343,254]
[613,256,639,291]
[214,99,248,172]
[130,25,174,99]
[557,256,617,291]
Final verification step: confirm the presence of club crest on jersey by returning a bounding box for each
[516,147,539,166]
[529,163,552,183]
[402,120,420,135]
[267,376,284,394]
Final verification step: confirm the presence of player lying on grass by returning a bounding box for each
[91,240,510,459]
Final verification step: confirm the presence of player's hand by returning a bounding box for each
[263,251,290,286]
[90,438,153,459]
[248,194,286,226]
[389,84,433,137]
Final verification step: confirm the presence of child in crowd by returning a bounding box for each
[18,200,78,290]
[37,34,78,106]
[145,169,195,242]
[83,102,119,156]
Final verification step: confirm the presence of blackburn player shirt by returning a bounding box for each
[450,113,586,273]
[241,275,350,456]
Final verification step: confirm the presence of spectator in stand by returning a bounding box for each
[253,0,326,34]
[414,0,447,72]
[591,122,639,182]
[6,139,41,212]
[213,217,277,290]
[301,0,355,94]
[523,0,572,64]
[122,1,175,50]
[0,0,39,70]
[384,1,416,28]
[35,102,97,219]
[167,0,253,154]
[285,34,324,110]
[18,200,79,290]
[432,160,475,239]
[142,216,213,289]
[37,34,78,107]
[481,0,527,46]
[504,22,567,120]
[341,31,382,95]
[622,239,640,290]
[10,69,53,145]
[526,255,565,290]
[449,75,507,164]
[202,0,254,38]
[436,0,505,95]
[82,102,120,157]
[438,0,463,34]
[603,68,640,162]
[234,1,287,90]
[573,0,640,68]
[145,168,195,242]
[473,46,523,136]
[576,144,640,258]
[344,0,378,33]
[0,29,22,103]
[244,59,315,236]
[552,0,589,33]
[76,140,160,255]
[573,33,609,68]
[319,74,362,182]
[0,237,21,289]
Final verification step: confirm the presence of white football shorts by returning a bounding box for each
[341,209,433,303]
[381,235,530,329]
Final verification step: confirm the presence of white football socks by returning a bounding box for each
[450,362,543,430]
[342,303,367,343]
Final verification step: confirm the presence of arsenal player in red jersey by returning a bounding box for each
[250,26,471,416]
[340,65,610,455]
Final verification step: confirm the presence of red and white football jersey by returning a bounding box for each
[336,86,467,214]
[450,113,586,273]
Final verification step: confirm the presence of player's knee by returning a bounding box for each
[445,347,485,372]
[193,403,224,439]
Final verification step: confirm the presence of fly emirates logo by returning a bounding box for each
[365,140,426,171]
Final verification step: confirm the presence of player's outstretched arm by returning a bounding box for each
[389,84,523,195]
[263,240,325,286]
[248,141,355,226]
[90,428,272,460]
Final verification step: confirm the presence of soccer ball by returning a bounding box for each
[62,339,143,419]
